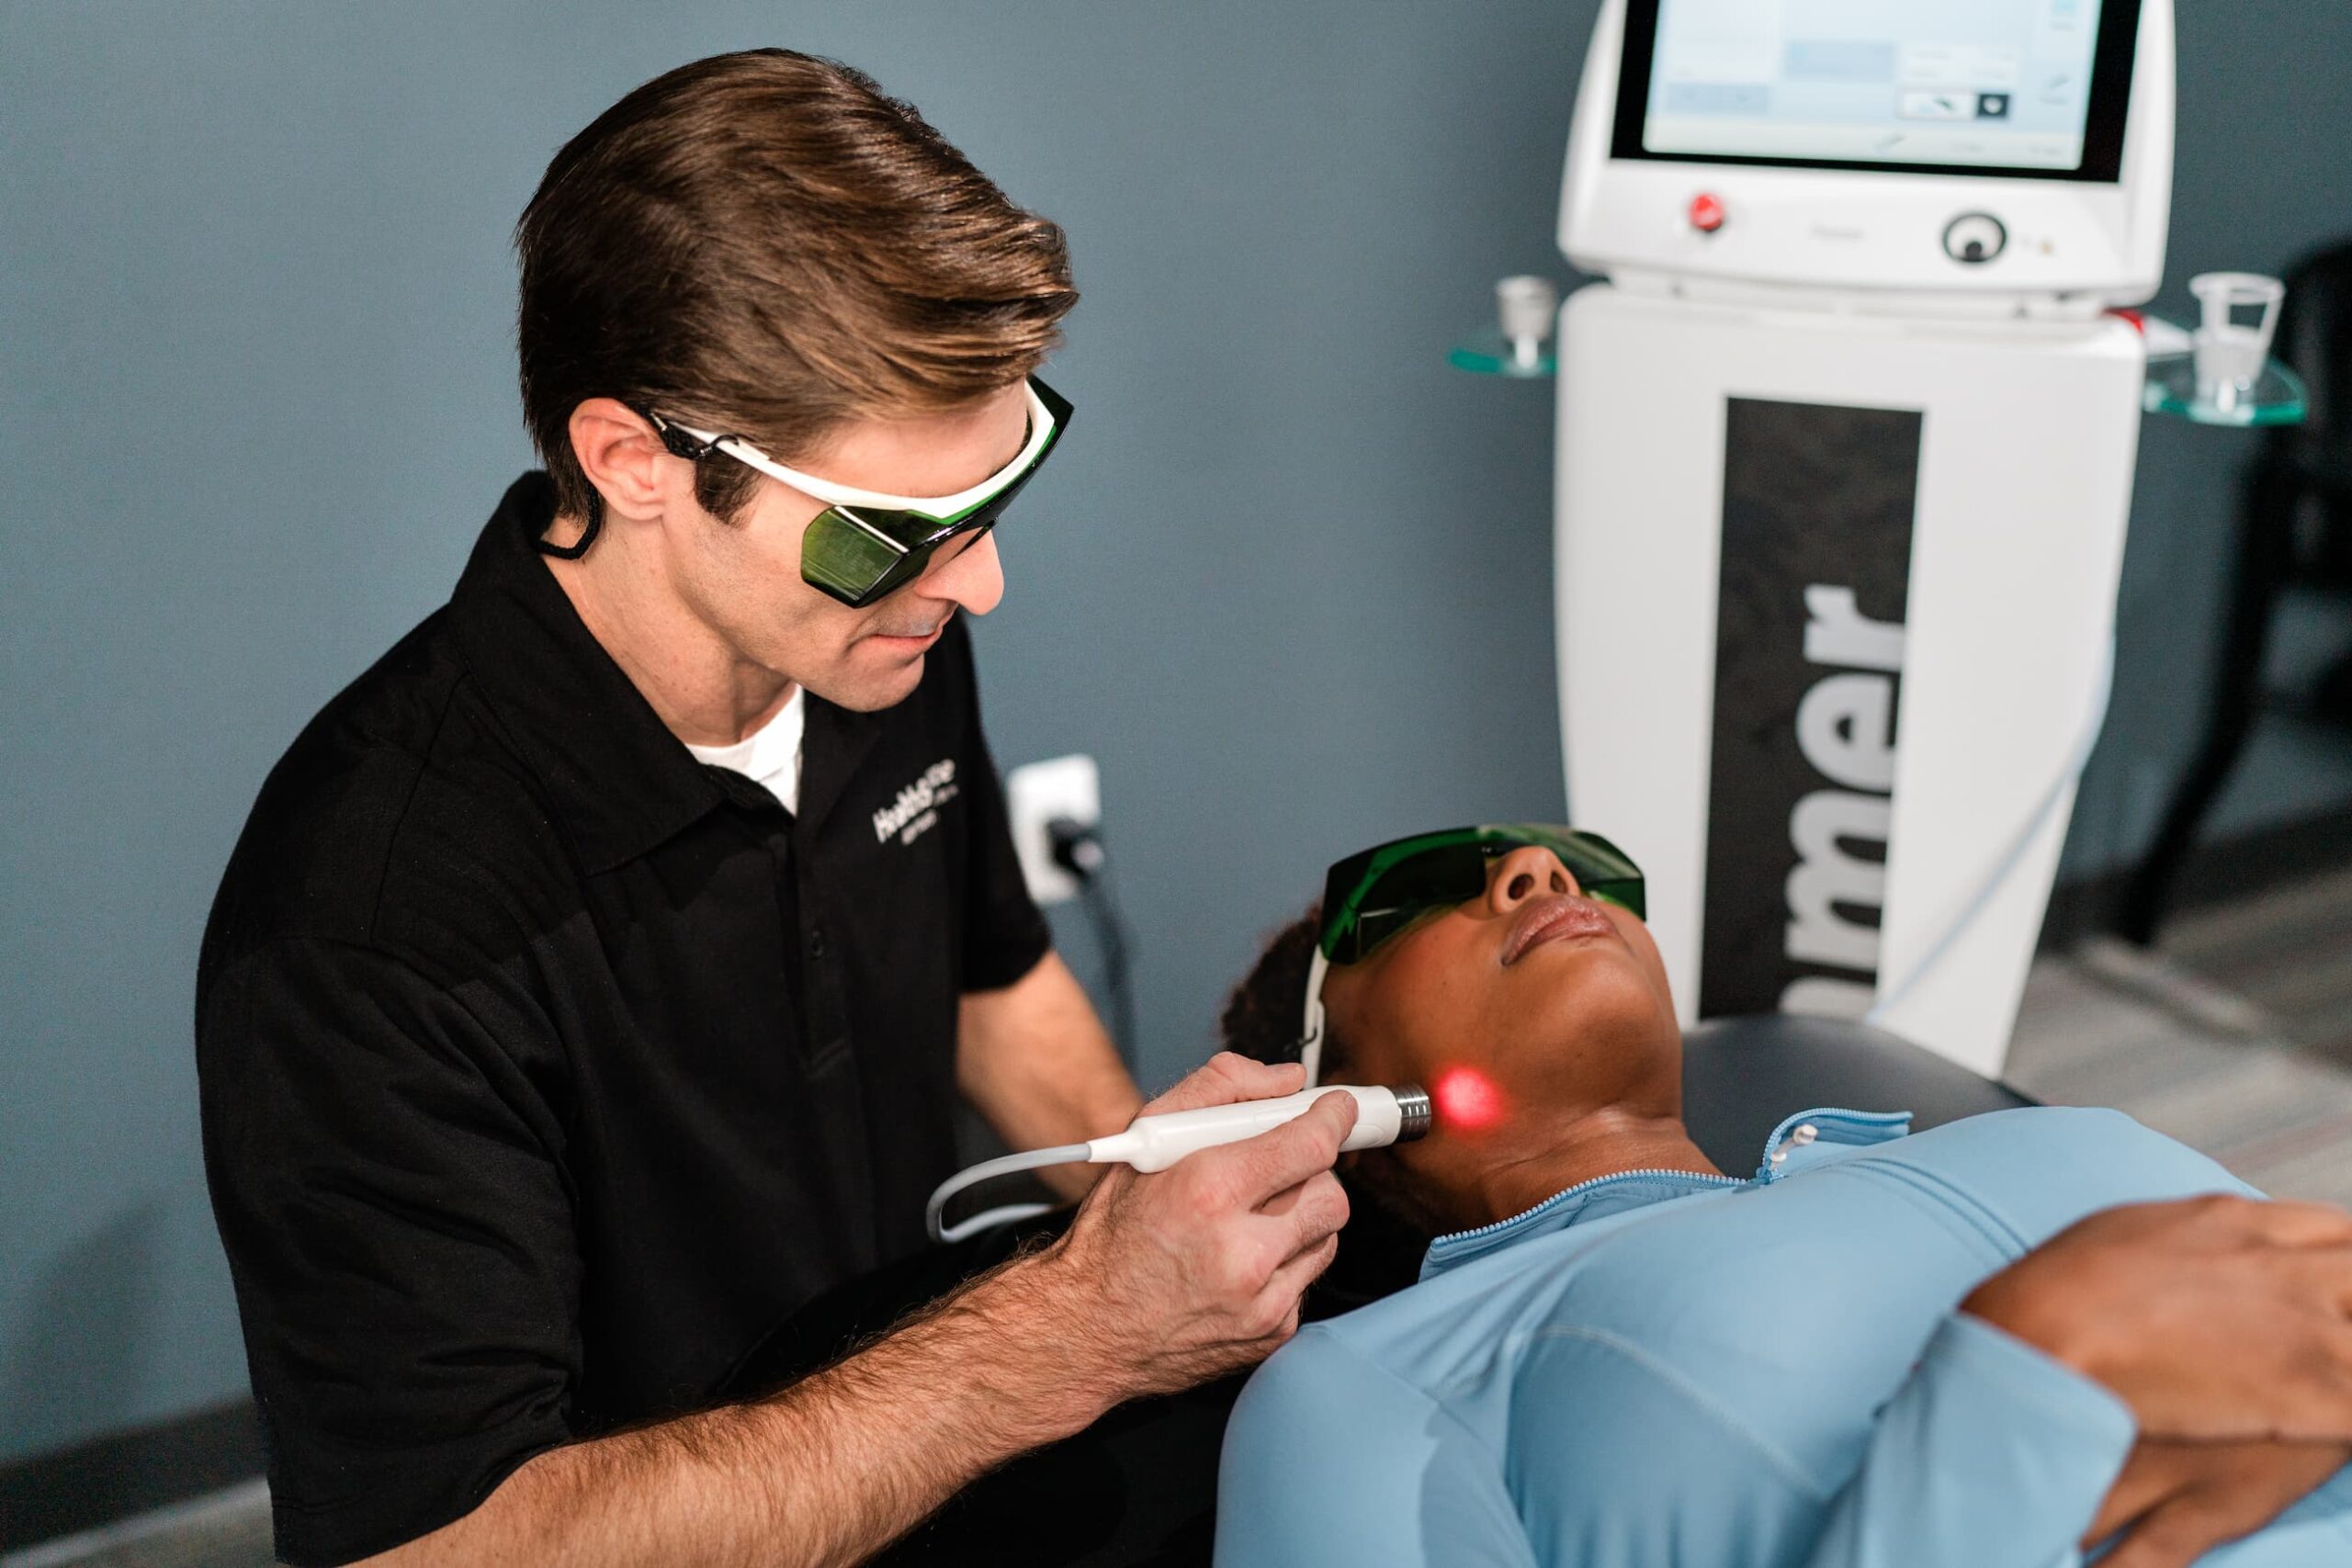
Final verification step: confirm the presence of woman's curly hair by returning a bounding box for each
[1216,906,1327,1073]
[1215,904,1431,1314]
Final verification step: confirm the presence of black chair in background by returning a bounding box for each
[2120,239,2352,945]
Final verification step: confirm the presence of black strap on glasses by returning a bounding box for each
[536,490,602,559]
[536,406,732,559]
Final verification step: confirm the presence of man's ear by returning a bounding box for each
[567,398,672,521]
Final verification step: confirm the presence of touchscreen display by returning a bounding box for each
[1620,0,2132,179]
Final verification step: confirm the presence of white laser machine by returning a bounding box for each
[1555,0,2173,1075]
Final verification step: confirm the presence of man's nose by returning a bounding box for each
[1485,846,1581,915]
[917,528,1004,617]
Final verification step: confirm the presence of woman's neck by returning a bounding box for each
[1442,1106,1722,1231]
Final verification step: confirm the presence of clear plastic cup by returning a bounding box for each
[1497,276,1559,372]
[2188,272,2285,410]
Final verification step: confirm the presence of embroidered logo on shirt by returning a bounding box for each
[874,759,959,846]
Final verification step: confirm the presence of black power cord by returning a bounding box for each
[1047,816,1136,1057]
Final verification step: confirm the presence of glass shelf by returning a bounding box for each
[1448,330,1555,379]
[1448,314,2308,425]
[2142,347,2308,428]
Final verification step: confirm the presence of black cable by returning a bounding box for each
[1081,866,1137,1057]
[1049,817,1137,1058]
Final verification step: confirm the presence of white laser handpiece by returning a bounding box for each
[925,1083,1431,1243]
[1087,1083,1430,1171]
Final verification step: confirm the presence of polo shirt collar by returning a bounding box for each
[447,473,727,874]
[1418,1105,1914,1280]
[797,698,888,838]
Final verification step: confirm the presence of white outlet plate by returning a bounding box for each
[1006,753,1101,906]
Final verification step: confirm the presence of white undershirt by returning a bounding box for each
[684,688,807,816]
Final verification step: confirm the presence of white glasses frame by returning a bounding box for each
[653,380,1058,522]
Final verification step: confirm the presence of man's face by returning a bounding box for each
[662,380,1029,712]
[1319,845,1683,1149]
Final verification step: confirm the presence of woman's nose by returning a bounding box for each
[1486,846,1581,914]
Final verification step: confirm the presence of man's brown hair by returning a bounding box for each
[516,49,1078,522]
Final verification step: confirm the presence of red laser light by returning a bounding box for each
[1431,1066,1506,1133]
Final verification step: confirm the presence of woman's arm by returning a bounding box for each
[1794,1195,2352,1568]
[1794,1312,2141,1568]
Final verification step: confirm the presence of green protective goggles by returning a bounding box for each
[1317,824,1645,964]
[644,375,1073,610]
[1299,824,1645,1085]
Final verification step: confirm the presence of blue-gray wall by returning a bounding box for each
[3,0,2346,1463]
[2071,0,2352,864]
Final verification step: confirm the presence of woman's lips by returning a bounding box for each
[1500,896,1617,965]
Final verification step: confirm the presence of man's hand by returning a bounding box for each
[1033,1053,1357,1401]
[365,1059,1351,1568]
[2082,1438,2352,1568]
[1962,1194,2352,1440]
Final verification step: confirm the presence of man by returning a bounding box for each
[1211,826,2352,1567]
[197,51,1354,1567]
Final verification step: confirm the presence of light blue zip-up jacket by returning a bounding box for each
[1216,1106,2352,1566]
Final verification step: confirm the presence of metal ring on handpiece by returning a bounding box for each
[1393,1086,1433,1144]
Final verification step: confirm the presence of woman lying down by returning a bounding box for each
[1210,825,2352,1568]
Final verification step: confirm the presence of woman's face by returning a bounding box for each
[1319,844,1683,1144]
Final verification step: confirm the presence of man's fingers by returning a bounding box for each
[1140,1052,1305,1117]
[1224,1090,1359,1206]
[1256,1169,1351,1258]
[1248,1231,1342,1336]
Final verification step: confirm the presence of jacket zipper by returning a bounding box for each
[1435,1167,1748,1251]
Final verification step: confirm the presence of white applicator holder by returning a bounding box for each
[925,1083,1431,1243]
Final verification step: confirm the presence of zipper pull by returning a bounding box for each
[1761,1122,1820,1180]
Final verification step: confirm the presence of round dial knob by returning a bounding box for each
[1941,212,2007,265]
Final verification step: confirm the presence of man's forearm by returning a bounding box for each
[368,1249,1110,1568]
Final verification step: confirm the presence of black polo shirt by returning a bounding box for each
[195,473,1051,1566]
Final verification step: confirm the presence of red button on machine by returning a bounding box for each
[1688,192,1726,233]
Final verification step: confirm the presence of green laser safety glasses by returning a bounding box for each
[1298,824,1645,1085]
[1318,825,1645,963]
[642,376,1073,609]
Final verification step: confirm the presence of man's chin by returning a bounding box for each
[809,652,930,714]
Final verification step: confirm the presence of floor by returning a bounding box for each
[0,1483,271,1568]
[2004,858,2352,1212]
[2166,862,2352,1070]
[2007,936,2352,1210]
[11,867,2349,1568]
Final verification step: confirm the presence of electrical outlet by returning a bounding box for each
[1006,753,1101,906]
